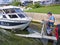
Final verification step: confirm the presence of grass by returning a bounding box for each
[25,5,60,14]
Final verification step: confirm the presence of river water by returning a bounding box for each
[5,22,53,45]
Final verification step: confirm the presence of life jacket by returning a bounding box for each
[55,24,60,40]
[47,22,54,27]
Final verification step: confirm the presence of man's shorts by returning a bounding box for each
[46,27,52,35]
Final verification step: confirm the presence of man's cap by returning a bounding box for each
[47,12,52,15]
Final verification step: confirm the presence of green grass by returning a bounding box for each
[25,6,60,14]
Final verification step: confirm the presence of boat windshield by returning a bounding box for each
[8,14,18,18]
[3,8,23,14]
[14,8,23,13]
[18,14,25,18]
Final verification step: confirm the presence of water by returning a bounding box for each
[0,22,54,45]
[7,22,42,34]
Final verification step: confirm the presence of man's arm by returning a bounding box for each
[59,36,60,38]
[49,20,55,22]
[43,19,54,22]
[49,16,55,22]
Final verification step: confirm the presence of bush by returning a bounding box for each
[27,4,34,8]
[34,3,41,8]
[12,2,21,6]
[26,3,42,9]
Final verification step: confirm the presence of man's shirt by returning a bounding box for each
[49,16,55,22]
[48,16,55,27]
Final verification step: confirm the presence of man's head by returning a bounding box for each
[47,12,52,17]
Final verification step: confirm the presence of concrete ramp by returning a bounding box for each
[15,28,57,41]
[15,33,42,38]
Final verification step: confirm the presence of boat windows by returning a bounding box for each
[3,8,16,14]
[18,14,25,18]
[3,8,23,14]
[3,15,6,18]
[8,15,18,18]
[14,8,23,13]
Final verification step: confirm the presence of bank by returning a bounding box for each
[25,12,60,25]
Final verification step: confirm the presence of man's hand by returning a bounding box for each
[42,19,44,21]
[49,20,55,22]
[59,36,60,38]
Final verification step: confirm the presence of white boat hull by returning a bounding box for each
[0,21,30,30]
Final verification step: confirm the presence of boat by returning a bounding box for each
[0,6,32,30]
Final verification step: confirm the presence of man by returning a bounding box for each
[41,12,55,45]
[46,12,55,35]
[46,12,56,45]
